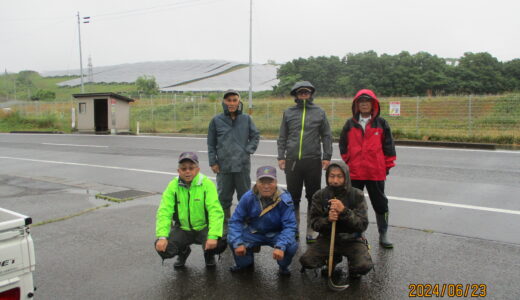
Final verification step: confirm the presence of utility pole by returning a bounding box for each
[248,0,253,115]
[76,13,90,93]
[77,12,84,93]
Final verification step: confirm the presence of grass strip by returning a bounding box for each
[33,204,110,227]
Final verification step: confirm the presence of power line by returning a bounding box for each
[91,0,226,22]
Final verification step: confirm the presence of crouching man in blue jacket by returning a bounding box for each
[228,166,298,276]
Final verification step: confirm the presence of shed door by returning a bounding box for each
[94,99,108,132]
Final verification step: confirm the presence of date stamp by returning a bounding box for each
[409,284,487,297]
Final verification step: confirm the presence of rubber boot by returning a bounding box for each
[204,252,216,268]
[376,213,393,249]
[305,205,318,244]
[174,246,191,268]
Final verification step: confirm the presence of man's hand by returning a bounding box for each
[211,164,220,174]
[155,239,168,252]
[234,245,247,256]
[278,160,286,171]
[322,160,330,170]
[273,248,285,261]
[328,209,339,222]
[205,239,217,250]
[329,199,345,214]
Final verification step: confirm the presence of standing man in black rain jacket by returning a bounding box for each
[277,81,333,243]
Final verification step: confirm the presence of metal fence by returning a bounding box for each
[6,94,520,144]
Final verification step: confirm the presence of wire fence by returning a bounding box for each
[6,94,520,144]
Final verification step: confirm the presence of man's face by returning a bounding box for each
[257,177,277,198]
[296,89,312,101]
[328,167,345,187]
[358,98,372,115]
[224,95,240,113]
[178,161,199,183]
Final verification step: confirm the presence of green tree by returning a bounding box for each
[503,59,520,91]
[135,75,159,95]
[454,52,507,94]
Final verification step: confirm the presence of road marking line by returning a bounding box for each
[42,143,108,148]
[2,134,518,154]
[1,155,519,216]
[386,195,520,215]
[197,150,278,158]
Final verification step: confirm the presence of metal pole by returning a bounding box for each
[248,0,253,115]
[416,96,419,135]
[331,100,335,131]
[77,12,84,93]
[173,97,177,132]
[468,95,473,136]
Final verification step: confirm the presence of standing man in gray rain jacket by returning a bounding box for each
[277,81,333,243]
[208,89,260,223]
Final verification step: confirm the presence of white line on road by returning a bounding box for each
[42,143,109,148]
[2,155,520,216]
[387,195,520,215]
[2,133,518,154]
[197,150,278,158]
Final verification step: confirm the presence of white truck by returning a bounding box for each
[0,208,35,299]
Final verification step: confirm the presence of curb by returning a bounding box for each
[10,131,64,134]
[394,140,496,150]
[137,133,497,150]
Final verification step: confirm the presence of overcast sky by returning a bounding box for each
[1,0,519,73]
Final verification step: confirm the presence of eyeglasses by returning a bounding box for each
[179,167,197,172]
[297,90,311,95]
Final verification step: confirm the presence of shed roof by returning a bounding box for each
[72,93,135,102]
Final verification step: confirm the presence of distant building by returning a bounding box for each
[45,60,279,92]
[72,93,134,134]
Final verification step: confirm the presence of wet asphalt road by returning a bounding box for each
[0,133,519,299]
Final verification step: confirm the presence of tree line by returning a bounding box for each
[273,51,520,97]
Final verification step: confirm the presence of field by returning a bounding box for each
[1,74,519,144]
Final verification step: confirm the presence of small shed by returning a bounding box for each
[72,93,135,134]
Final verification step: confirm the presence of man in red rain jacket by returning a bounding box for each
[339,89,396,248]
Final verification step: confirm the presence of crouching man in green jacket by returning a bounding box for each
[155,152,226,268]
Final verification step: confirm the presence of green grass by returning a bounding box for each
[0,111,71,132]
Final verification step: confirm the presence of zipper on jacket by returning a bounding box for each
[187,190,193,230]
[298,100,307,160]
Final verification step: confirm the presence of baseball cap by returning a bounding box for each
[256,166,277,180]
[223,89,240,99]
[178,152,199,164]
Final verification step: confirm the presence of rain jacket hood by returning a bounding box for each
[352,89,380,120]
[325,160,353,198]
[221,100,243,116]
[290,81,316,97]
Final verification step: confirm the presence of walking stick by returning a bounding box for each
[327,220,349,291]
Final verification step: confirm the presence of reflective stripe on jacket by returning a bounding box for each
[277,100,332,161]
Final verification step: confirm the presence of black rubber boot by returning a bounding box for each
[305,205,318,244]
[174,247,191,268]
[376,213,393,249]
[204,252,216,268]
